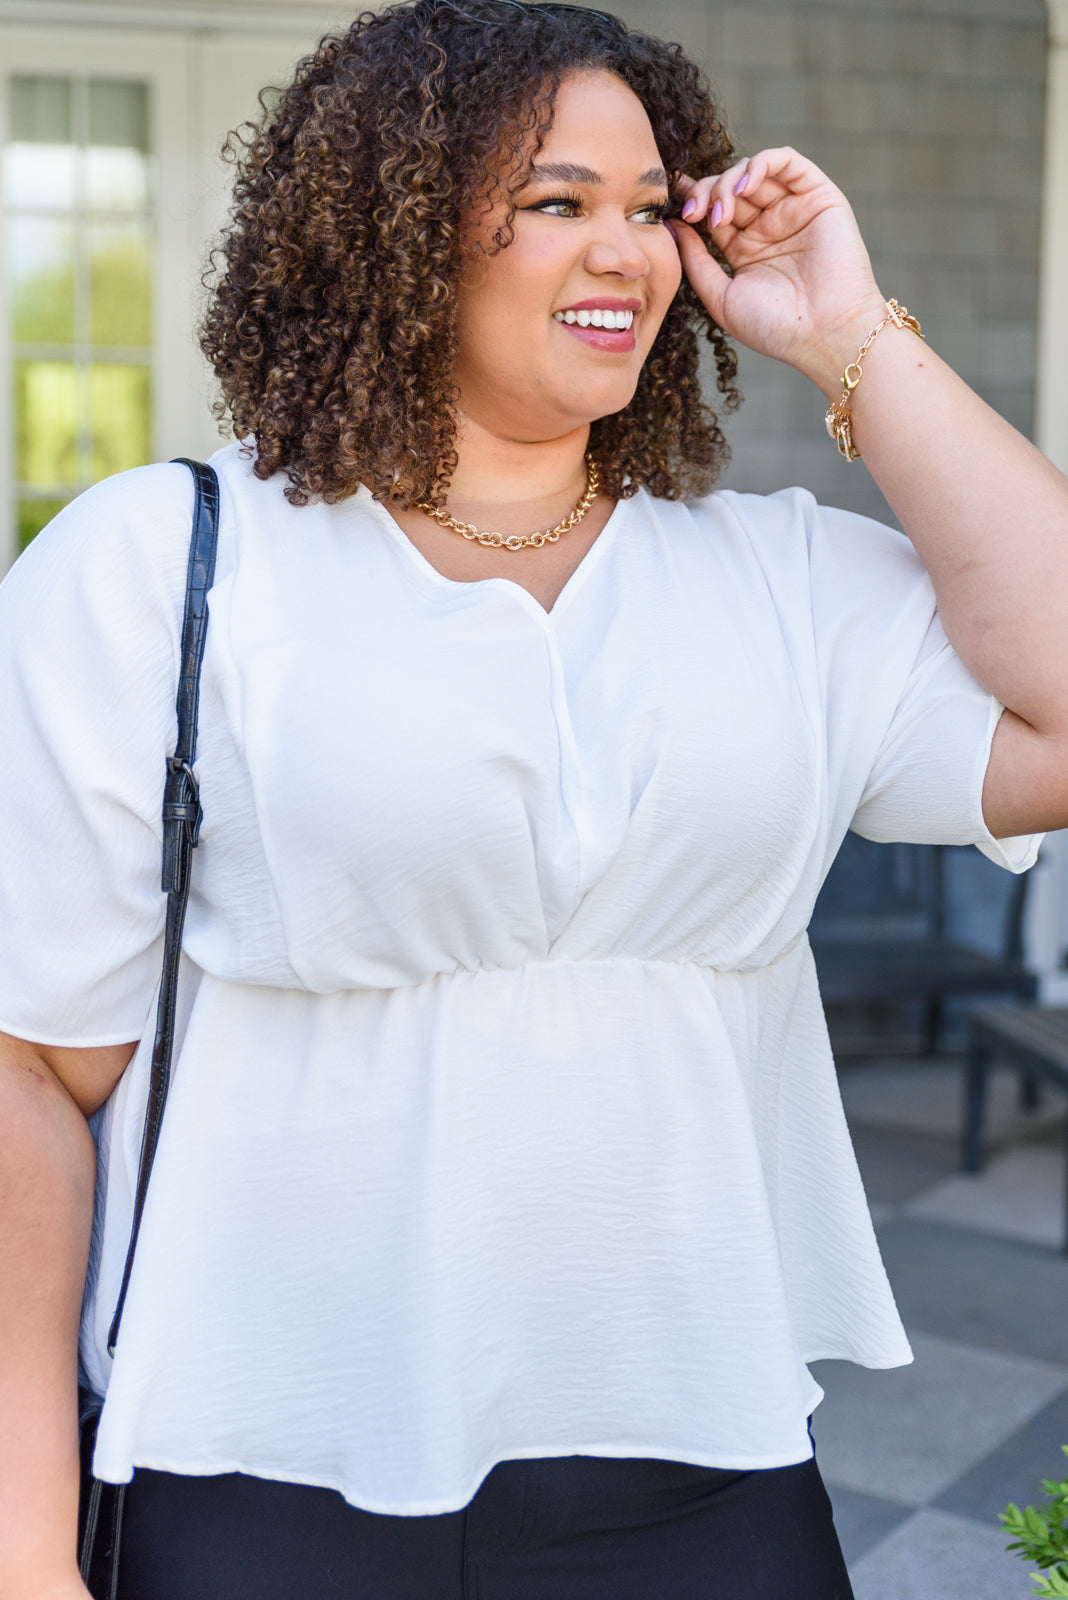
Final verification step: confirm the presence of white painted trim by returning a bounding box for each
[1038,0,1068,475]
[1028,0,1068,994]
[0,1,352,33]
[1049,0,1068,47]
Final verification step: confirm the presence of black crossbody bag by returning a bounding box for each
[77,458,220,1598]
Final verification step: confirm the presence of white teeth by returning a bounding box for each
[554,308,635,329]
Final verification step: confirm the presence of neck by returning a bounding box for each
[432,415,593,528]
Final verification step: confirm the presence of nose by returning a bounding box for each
[583,220,652,282]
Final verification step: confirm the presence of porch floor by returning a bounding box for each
[817,1053,1068,1599]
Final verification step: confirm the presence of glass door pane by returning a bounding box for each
[9,216,75,342]
[4,72,154,552]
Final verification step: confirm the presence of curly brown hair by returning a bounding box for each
[199,0,741,507]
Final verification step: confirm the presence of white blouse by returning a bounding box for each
[0,443,1039,1514]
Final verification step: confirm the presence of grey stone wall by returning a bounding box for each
[604,0,1048,524]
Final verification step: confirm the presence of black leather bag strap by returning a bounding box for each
[106,458,220,1356]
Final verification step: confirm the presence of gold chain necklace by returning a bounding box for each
[416,456,600,552]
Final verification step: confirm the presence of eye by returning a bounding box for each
[632,201,670,225]
[527,191,584,218]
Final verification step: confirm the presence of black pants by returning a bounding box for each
[116,1453,855,1599]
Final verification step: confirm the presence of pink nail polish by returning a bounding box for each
[682,197,698,220]
[710,200,723,227]
[733,174,749,196]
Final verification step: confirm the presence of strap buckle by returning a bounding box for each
[163,756,202,844]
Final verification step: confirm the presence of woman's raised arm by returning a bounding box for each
[674,147,1068,841]
[0,1033,135,1600]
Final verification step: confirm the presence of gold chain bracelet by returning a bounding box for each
[824,299,924,461]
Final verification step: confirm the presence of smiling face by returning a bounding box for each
[452,70,683,445]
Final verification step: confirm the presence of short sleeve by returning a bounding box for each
[851,611,1041,873]
[757,489,1043,878]
[0,464,194,1045]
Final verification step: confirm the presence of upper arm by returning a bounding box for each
[0,466,192,1051]
[0,1030,137,1119]
[982,709,1068,840]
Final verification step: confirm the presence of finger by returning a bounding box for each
[672,219,732,322]
[675,174,719,228]
[676,160,751,230]
[689,147,836,241]
[726,147,837,214]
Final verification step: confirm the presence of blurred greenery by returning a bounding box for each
[15,360,78,484]
[14,360,151,489]
[90,364,151,478]
[90,228,152,345]
[17,498,68,552]
[13,228,151,347]
[12,256,75,344]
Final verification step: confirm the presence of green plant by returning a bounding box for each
[1001,1447,1068,1598]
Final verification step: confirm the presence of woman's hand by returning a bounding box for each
[672,148,887,393]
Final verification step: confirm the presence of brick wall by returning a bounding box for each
[606,0,1049,523]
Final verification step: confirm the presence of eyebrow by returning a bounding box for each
[528,161,668,188]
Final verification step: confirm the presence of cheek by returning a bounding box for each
[639,239,684,347]
[458,245,542,327]
[657,234,684,302]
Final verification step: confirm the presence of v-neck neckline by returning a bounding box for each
[360,486,631,621]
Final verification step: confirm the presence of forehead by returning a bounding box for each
[524,70,662,175]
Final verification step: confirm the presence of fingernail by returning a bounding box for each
[665,221,678,241]
[710,200,723,227]
[682,197,698,220]
[733,173,749,196]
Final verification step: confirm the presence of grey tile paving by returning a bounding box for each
[904,1137,1066,1250]
[848,1121,960,1205]
[848,1508,1041,1600]
[823,1484,912,1567]
[810,1331,1068,1505]
[838,1057,1064,1146]
[935,1389,1068,1526]
[875,1217,1068,1365]
[826,1045,1068,1594]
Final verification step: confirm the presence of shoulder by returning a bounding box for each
[662,485,930,609]
[0,455,236,692]
[683,484,911,556]
[0,443,266,618]
[3,461,195,611]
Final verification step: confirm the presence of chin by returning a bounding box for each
[561,376,645,427]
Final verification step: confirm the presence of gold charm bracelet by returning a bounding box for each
[417,455,600,551]
[825,299,924,461]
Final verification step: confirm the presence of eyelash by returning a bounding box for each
[528,191,669,224]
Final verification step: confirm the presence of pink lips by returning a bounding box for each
[554,298,641,354]
[559,323,636,353]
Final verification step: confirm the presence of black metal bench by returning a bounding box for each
[810,838,1037,1053]
[962,1004,1068,1254]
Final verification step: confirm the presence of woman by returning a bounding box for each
[2,2,1066,1596]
